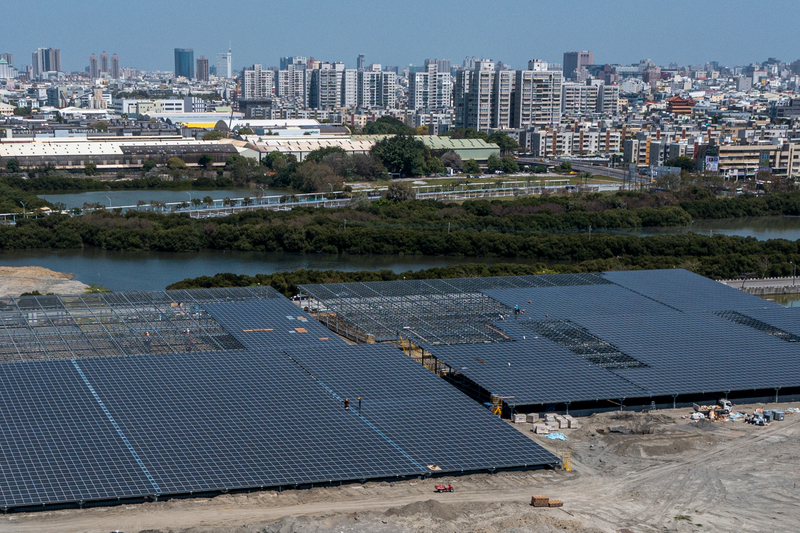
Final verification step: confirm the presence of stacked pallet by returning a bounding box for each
[564,414,580,429]
[549,499,563,507]
[531,495,550,507]
[532,424,549,434]
[512,413,527,424]
[526,413,539,423]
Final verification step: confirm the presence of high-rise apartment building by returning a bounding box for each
[491,69,515,129]
[409,60,452,111]
[276,65,307,105]
[215,48,232,78]
[1,53,13,66]
[341,68,358,107]
[597,84,620,115]
[512,60,562,128]
[89,54,99,79]
[357,66,381,108]
[99,52,109,74]
[453,69,470,127]
[356,54,365,70]
[436,58,451,74]
[32,48,61,77]
[174,48,194,79]
[381,71,397,109]
[241,64,274,99]
[196,56,210,82]
[464,60,495,131]
[562,51,594,80]
[561,82,599,116]
[110,54,120,79]
[309,62,345,109]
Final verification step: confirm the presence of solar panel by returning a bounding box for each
[284,344,557,471]
[77,351,420,495]
[480,285,678,320]
[203,299,346,349]
[0,361,154,508]
[423,336,647,405]
[602,269,781,312]
[575,312,800,396]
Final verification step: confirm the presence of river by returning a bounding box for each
[0,248,545,292]
[604,216,800,241]
[4,209,800,293]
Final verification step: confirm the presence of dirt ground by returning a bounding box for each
[3,400,799,533]
[0,266,89,297]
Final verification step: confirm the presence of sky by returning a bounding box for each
[2,0,800,73]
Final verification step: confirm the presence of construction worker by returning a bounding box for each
[344,398,349,410]
[514,305,520,315]
[358,397,362,412]
[144,331,151,353]
[185,328,192,352]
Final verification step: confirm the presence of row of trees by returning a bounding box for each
[3,208,800,281]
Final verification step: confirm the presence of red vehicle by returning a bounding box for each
[434,484,454,492]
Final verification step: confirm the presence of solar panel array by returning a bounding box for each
[0,287,280,363]
[286,344,555,471]
[302,269,800,407]
[0,289,558,511]
[299,274,611,345]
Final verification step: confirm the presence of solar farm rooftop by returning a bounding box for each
[0,287,557,511]
[301,270,800,408]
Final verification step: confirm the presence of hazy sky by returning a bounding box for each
[3,0,799,72]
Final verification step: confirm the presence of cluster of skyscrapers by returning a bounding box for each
[174,47,232,81]
[88,52,120,80]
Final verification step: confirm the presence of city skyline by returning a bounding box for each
[2,0,799,73]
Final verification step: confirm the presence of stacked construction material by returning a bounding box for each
[531,495,550,507]
[549,499,564,507]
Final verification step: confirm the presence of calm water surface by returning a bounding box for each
[0,248,543,292]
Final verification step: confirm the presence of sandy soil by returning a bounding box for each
[0,266,89,297]
[3,400,799,533]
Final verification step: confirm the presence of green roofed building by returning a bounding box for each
[354,135,500,162]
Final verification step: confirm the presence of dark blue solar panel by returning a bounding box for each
[602,269,781,312]
[77,351,421,495]
[285,344,558,471]
[423,336,647,405]
[575,313,800,395]
[481,285,678,320]
[0,361,154,508]
[203,299,346,350]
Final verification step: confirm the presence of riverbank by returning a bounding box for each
[0,266,89,297]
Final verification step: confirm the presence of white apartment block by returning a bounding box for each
[309,62,344,109]
[492,69,514,129]
[409,61,452,111]
[513,67,562,128]
[561,83,599,116]
[112,98,184,116]
[341,68,357,108]
[598,85,620,116]
[357,67,382,109]
[530,129,621,157]
[276,65,308,106]
[465,60,495,131]
[241,65,273,100]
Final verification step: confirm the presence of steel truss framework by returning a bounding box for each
[300,273,610,345]
[0,287,281,363]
